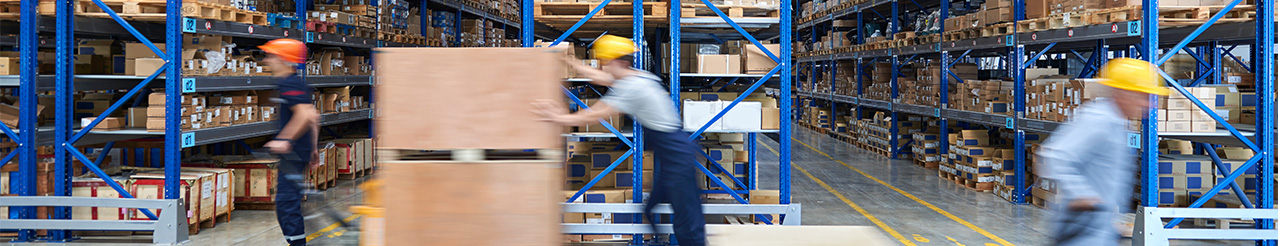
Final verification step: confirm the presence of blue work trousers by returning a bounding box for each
[276,159,307,246]
[641,127,707,246]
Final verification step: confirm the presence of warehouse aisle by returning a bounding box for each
[753,129,1049,246]
[755,128,1252,246]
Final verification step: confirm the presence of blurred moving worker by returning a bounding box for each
[259,39,321,246]
[1036,58,1168,246]
[532,35,707,246]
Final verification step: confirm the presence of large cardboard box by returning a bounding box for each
[697,54,741,74]
[742,44,781,74]
[381,161,561,245]
[682,101,763,131]
[761,107,780,130]
[374,48,563,150]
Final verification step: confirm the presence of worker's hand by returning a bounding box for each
[1066,197,1102,212]
[560,56,580,66]
[309,150,321,170]
[531,100,572,126]
[265,140,292,154]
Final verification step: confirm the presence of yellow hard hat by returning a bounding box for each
[592,35,639,61]
[1098,58,1169,96]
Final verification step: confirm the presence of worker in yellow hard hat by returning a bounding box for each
[531,35,707,246]
[1037,58,1166,246]
[260,38,320,246]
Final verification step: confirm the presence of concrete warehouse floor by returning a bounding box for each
[3,128,1254,246]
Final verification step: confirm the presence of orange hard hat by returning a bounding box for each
[259,39,306,63]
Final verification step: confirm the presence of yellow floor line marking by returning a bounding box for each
[758,141,917,246]
[947,236,967,246]
[306,214,361,242]
[913,234,931,242]
[793,137,1015,246]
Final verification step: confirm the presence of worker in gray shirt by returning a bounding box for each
[1036,58,1168,246]
[532,35,706,246]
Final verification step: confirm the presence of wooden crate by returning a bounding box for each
[182,167,235,221]
[373,48,564,150]
[71,177,135,221]
[332,139,367,178]
[131,171,212,234]
[212,155,278,205]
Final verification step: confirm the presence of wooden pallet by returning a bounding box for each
[681,4,779,18]
[307,20,336,33]
[1048,12,1090,29]
[1015,18,1052,32]
[180,1,268,25]
[533,2,668,20]
[197,212,231,230]
[981,23,1014,37]
[1159,5,1255,26]
[914,160,940,169]
[960,178,995,192]
[1088,5,1141,24]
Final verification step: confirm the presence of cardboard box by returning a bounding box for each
[1165,120,1192,132]
[742,44,781,74]
[1215,147,1254,160]
[1158,174,1213,190]
[374,48,564,150]
[1167,109,1192,121]
[380,161,561,245]
[682,101,762,132]
[124,43,166,59]
[130,58,166,76]
[128,107,147,128]
[1190,121,1214,133]
[697,54,742,74]
[80,117,125,131]
[761,107,780,130]
[0,57,19,75]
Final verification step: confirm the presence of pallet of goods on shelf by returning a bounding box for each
[532,1,669,28]
[853,111,918,158]
[1138,140,1262,208]
[680,0,781,18]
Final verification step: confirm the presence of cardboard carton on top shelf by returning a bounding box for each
[697,54,742,74]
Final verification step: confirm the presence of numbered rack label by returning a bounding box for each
[181,133,196,148]
[182,78,196,93]
[183,18,197,33]
[1128,133,1141,148]
[1005,118,1015,129]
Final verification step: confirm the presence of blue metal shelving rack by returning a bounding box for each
[525,0,799,243]
[3,0,528,242]
[794,0,1275,244]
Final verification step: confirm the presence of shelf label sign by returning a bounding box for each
[306,32,315,43]
[181,133,195,148]
[1127,133,1141,148]
[1005,117,1014,129]
[934,108,940,117]
[182,78,196,93]
[183,18,197,33]
[1005,35,1014,46]
[1127,21,1141,36]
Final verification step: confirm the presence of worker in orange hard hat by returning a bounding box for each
[1037,58,1168,246]
[532,35,707,246]
[260,38,319,246]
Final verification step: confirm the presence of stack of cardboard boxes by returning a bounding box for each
[666,41,780,75]
[945,129,997,190]
[140,91,283,132]
[912,131,942,167]
[953,80,1014,115]
[1157,87,1216,133]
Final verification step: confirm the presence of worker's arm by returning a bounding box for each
[532,100,619,126]
[265,104,319,154]
[563,56,615,83]
[1037,110,1106,211]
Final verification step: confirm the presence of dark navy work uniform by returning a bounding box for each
[599,71,706,246]
[275,74,314,246]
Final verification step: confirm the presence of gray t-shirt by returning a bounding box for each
[599,71,682,132]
